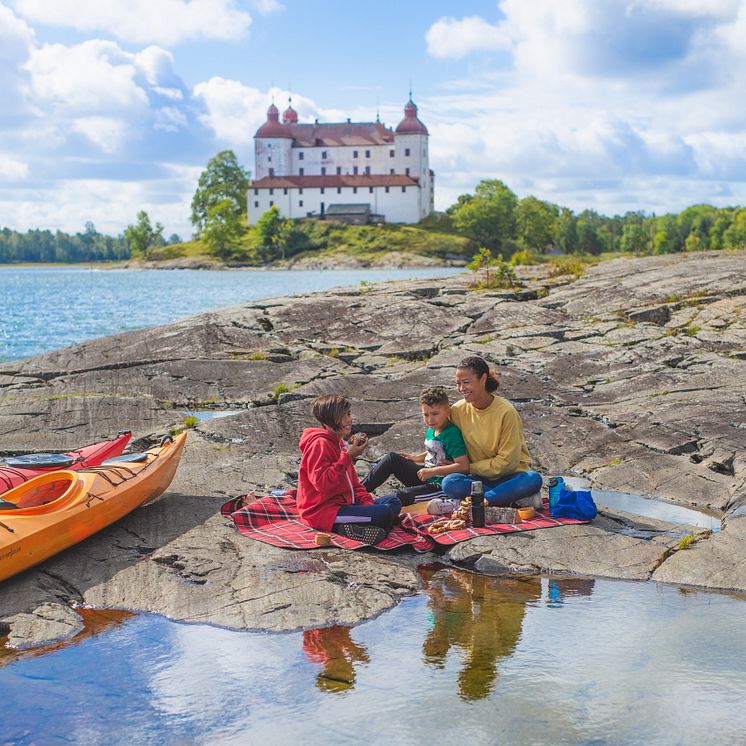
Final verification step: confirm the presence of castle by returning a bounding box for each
[247,98,434,225]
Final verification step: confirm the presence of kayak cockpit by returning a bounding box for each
[0,471,83,512]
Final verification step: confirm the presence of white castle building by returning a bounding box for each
[247,98,434,225]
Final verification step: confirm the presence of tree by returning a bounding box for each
[516,196,558,252]
[202,200,245,259]
[620,223,648,254]
[451,179,518,254]
[191,150,250,235]
[124,210,163,258]
[652,215,681,254]
[256,205,291,261]
[555,208,578,253]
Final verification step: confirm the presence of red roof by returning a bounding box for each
[395,99,428,135]
[255,102,293,138]
[256,120,395,145]
[250,174,419,189]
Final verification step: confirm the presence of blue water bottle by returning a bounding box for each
[547,477,565,510]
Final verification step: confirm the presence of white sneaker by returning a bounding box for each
[514,493,544,511]
[426,498,459,516]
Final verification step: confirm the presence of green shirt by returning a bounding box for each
[424,422,467,484]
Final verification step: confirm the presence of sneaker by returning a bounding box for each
[513,493,544,511]
[335,523,387,545]
[426,498,459,516]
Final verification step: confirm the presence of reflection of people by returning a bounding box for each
[302,626,370,693]
[422,568,541,701]
[362,386,469,504]
[441,356,543,507]
[296,395,401,545]
[548,577,596,606]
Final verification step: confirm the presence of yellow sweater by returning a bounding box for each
[450,396,531,479]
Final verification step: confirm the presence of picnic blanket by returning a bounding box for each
[221,491,592,552]
[220,491,434,552]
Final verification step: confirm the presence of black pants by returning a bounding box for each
[361,452,442,505]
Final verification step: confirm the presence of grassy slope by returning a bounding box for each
[146,219,472,265]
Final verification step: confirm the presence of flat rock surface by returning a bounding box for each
[2,252,746,646]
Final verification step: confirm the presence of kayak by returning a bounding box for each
[0,432,132,495]
[0,432,187,582]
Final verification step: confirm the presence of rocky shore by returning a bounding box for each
[1,251,745,647]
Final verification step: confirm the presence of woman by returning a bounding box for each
[439,356,543,508]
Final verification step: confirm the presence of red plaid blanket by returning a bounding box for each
[220,492,434,552]
[221,493,591,551]
[400,506,590,546]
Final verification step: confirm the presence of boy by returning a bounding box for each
[296,394,401,545]
[361,386,469,508]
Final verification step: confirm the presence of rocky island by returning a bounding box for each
[1,251,745,648]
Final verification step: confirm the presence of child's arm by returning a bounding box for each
[417,454,470,482]
[399,451,426,464]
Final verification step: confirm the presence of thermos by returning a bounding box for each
[548,476,565,510]
[471,481,485,528]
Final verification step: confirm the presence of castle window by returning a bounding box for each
[365,166,370,175]
[270,200,274,206]
[389,149,394,157]
[254,201,259,207]
[269,188,274,195]
[390,169,395,175]
[365,150,370,158]
[299,167,304,175]
[269,168,274,176]
[353,166,358,175]
[405,168,410,176]
[299,152,304,160]
[320,187,325,194]
[299,188,303,195]
[268,156,272,162]
[337,187,342,194]
[299,200,304,207]
[283,188,288,195]
[353,187,357,194]
[369,187,373,194]
[322,151,328,159]
[336,166,341,175]
[321,167,326,175]
[353,150,358,158]
[254,188,259,195]
[385,186,390,193]
[402,186,406,192]
[405,148,411,156]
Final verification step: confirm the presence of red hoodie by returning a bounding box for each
[296,427,374,531]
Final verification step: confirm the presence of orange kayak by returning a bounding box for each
[0,433,187,582]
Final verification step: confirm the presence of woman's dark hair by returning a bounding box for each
[312,394,352,430]
[419,386,450,408]
[456,356,499,392]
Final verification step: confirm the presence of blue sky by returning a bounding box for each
[2,0,746,238]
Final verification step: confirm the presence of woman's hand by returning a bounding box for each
[398,452,417,461]
[417,467,434,481]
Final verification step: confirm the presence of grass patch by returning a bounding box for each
[685,324,701,337]
[386,355,404,366]
[272,382,300,399]
[663,292,681,303]
[607,457,623,466]
[549,256,590,278]
[326,348,340,358]
[677,533,697,550]
[182,414,198,429]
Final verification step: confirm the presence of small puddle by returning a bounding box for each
[562,476,721,533]
[178,410,242,422]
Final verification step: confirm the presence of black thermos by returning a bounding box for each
[471,480,485,528]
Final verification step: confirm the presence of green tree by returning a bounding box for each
[451,179,518,254]
[124,210,163,258]
[620,222,648,254]
[191,150,250,235]
[652,215,681,254]
[555,208,578,253]
[202,200,245,259]
[722,208,746,249]
[515,196,558,252]
[256,205,291,261]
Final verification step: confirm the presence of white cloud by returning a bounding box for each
[13,0,252,45]
[426,15,510,59]
[193,79,322,145]
[252,0,284,14]
[0,155,29,180]
[72,116,131,153]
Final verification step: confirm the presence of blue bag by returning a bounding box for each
[550,486,597,521]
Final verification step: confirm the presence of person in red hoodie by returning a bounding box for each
[297,395,401,545]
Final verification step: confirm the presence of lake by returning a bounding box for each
[2,568,745,745]
[0,266,462,362]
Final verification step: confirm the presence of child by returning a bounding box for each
[296,394,401,545]
[361,386,469,508]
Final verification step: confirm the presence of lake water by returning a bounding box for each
[2,568,745,745]
[0,266,462,362]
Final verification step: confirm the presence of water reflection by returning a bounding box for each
[303,626,370,693]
